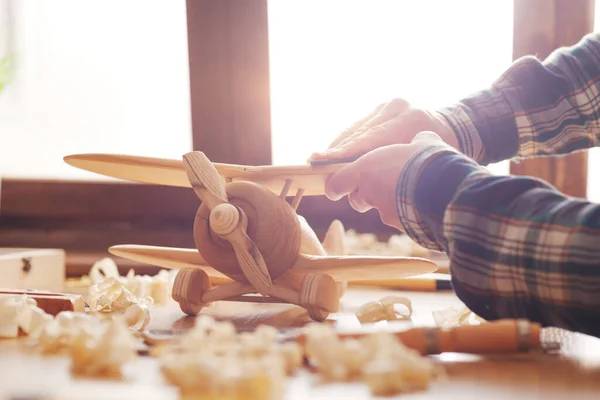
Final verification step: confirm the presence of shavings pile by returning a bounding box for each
[343,230,429,258]
[303,323,443,396]
[85,258,179,331]
[432,305,486,327]
[356,296,413,324]
[66,316,138,378]
[0,295,53,338]
[35,311,137,378]
[159,316,302,400]
[0,294,138,379]
[88,257,177,304]
[87,276,152,331]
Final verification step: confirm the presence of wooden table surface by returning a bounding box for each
[2,286,600,400]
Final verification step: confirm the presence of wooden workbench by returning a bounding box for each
[1,287,600,400]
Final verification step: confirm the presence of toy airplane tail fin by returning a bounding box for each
[322,219,347,256]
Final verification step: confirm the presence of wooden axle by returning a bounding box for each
[172,268,340,321]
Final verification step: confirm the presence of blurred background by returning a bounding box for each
[3,1,520,178]
[0,0,596,273]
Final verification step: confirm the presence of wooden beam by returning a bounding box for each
[182,1,392,233]
[0,178,393,255]
[510,0,594,199]
[185,0,272,165]
[0,179,197,252]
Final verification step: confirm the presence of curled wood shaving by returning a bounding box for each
[68,317,138,379]
[122,303,151,332]
[303,323,443,396]
[159,316,301,399]
[432,305,486,327]
[87,275,153,331]
[356,296,413,324]
[0,295,53,338]
[37,311,101,353]
[63,257,178,332]
[88,257,177,304]
[90,257,120,284]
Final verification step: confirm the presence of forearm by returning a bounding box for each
[437,32,600,165]
[397,147,600,337]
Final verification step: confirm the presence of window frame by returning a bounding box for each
[0,0,593,273]
[509,0,593,198]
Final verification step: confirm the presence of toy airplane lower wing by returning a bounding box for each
[109,244,436,282]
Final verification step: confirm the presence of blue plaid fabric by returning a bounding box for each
[397,32,600,337]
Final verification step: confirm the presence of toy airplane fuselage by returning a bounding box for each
[64,152,437,321]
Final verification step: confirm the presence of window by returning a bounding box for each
[1,1,522,181]
[0,0,192,180]
[267,0,514,176]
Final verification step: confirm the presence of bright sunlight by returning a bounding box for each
[267,0,514,175]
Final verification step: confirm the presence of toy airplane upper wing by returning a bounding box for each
[64,153,349,196]
[108,244,437,282]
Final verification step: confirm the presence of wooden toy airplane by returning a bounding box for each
[63,152,438,321]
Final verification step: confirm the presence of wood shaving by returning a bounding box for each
[1,291,139,379]
[159,315,301,399]
[0,295,53,338]
[87,276,153,331]
[37,311,101,353]
[432,305,486,327]
[86,258,180,332]
[356,296,412,324]
[122,303,151,332]
[303,323,443,396]
[88,257,177,305]
[32,310,138,378]
[89,257,121,284]
[68,317,138,379]
[343,229,429,257]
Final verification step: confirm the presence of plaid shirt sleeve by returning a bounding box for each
[436,32,600,165]
[397,144,600,337]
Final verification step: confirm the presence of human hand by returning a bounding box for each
[324,131,450,230]
[309,99,458,162]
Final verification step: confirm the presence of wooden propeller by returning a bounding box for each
[182,152,274,295]
[168,151,357,320]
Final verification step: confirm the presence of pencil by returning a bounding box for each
[349,273,453,292]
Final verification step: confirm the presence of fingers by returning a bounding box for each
[348,189,373,213]
[326,102,386,149]
[325,163,372,213]
[335,98,409,148]
[310,99,408,162]
[324,162,360,201]
[322,117,401,160]
[380,213,404,231]
[314,100,410,162]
